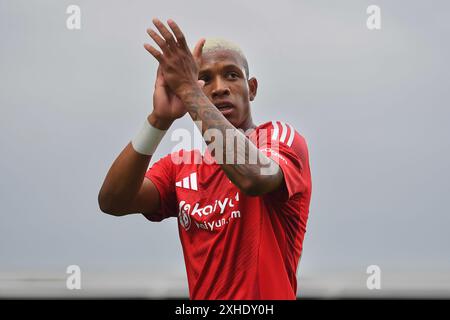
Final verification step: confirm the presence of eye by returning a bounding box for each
[225,72,239,80]
[199,75,210,83]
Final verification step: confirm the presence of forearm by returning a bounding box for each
[98,113,172,211]
[98,143,151,212]
[180,88,281,194]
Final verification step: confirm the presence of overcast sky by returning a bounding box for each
[1,0,449,294]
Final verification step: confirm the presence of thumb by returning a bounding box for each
[197,80,205,88]
[155,65,165,87]
[192,38,206,60]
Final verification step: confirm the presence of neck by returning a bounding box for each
[238,115,256,135]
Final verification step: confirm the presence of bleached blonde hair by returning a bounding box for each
[202,38,249,79]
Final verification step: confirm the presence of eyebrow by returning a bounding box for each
[199,64,244,74]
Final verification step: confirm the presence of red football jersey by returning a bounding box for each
[144,121,312,300]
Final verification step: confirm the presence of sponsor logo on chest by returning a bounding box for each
[176,173,241,232]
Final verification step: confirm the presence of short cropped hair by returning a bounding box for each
[202,38,249,79]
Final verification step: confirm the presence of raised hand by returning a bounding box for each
[151,64,187,121]
[144,18,205,100]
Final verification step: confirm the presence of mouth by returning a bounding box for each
[214,101,235,115]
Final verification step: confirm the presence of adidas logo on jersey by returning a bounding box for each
[176,172,198,191]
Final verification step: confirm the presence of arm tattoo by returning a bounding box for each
[181,89,281,192]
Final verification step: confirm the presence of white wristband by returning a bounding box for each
[131,119,167,155]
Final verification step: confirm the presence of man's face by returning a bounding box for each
[198,50,257,128]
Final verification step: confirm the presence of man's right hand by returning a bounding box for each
[150,65,187,129]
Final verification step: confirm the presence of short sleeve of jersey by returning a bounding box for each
[256,121,308,203]
[143,152,178,222]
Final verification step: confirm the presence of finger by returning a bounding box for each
[192,38,206,60]
[146,28,170,56]
[143,43,163,63]
[167,19,189,50]
[152,18,177,50]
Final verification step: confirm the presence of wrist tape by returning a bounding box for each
[131,119,167,155]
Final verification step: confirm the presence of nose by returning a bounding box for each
[211,77,230,98]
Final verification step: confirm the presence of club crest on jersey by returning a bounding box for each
[178,201,192,231]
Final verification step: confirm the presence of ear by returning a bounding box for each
[248,77,258,101]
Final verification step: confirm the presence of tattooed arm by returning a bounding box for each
[178,87,283,195]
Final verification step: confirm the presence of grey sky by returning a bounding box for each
[1,0,449,295]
